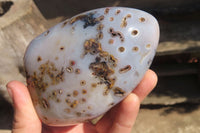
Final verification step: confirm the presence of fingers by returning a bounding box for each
[6,81,41,133]
[97,69,157,133]
[108,93,140,133]
[133,69,158,102]
[95,106,116,133]
[96,94,140,133]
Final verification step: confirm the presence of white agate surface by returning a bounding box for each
[24,7,159,126]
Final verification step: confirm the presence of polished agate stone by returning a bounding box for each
[24,7,159,126]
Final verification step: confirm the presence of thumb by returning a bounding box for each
[7,81,41,133]
[108,93,140,133]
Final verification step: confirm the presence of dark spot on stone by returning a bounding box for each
[97,32,103,40]
[109,39,114,44]
[70,14,87,24]
[75,68,81,74]
[80,80,86,86]
[81,98,86,102]
[70,100,78,108]
[43,116,48,120]
[60,46,64,50]
[88,106,91,110]
[29,68,50,92]
[95,56,101,62]
[118,47,125,52]
[41,98,49,109]
[89,61,114,79]
[53,67,65,84]
[82,89,87,94]
[131,30,138,36]
[56,99,61,103]
[91,83,97,88]
[67,94,71,97]
[119,65,131,73]
[139,17,145,22]
[115,10,121,15]
[146,44,151,48]
[108,28,124,42]
[73,90,79,97]
[104,8,110,14]
[108,55,118,67]
[132,46,139,52]
[103,77,116,95]
[81,13,99,28]
[76,112,82,117]
[66,67,73,73]
[97,24,104,31]
[113,87,125,97]
[127,14,131,18]
[70,60,76,66]
[109,102,114,106]
[84,39,102,55]
[103,88,110,96]
[110,17,114,21]
[95,15,104,21]
[99,51,109,58]
[121,14,131,28]
[147,59,153,66]
[52,91,57,96]
[55,57,59,60]
[70,13,104,29]
[121,17,127,28]
[37,56,42,62]
[65,99,71,105]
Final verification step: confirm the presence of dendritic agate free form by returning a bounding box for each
[24,7,159,126]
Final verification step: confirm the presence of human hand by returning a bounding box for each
[6,69,157,133]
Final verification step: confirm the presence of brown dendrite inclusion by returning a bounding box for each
[108,28,124,42]
[83,34,122,96]
[26,61,65,109]
[70,13,104,29]
[81,15,129,96]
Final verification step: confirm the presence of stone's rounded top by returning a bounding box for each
[24,7,159,126]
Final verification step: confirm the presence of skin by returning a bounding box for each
[6,69,157,133]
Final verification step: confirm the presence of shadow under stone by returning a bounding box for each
[141,102,200,115]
